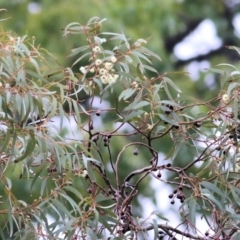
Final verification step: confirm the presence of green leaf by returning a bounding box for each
[200,181,224,197]
[69,45,89,57]
[63,185,83,200]
[0,128,11,152]
[154,211,169,222]
[86,227,98,240]
[124,100,149,111]
[7,204,13,237]
[201,188,224,210]
[158,114,179,126]
[151,219,158,240]
[124,110,144,122]
[14,130,36,163]
[40,178,47,196]
[140,47,162,62]
[30,165,45,192]
[163,77,182,93]
[188,198,197,231]
[230,186,240,207]
[119,88,136,101]
[233,97,238,125]
[227,82,238,96]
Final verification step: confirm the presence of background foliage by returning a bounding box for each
[1,1,240,239]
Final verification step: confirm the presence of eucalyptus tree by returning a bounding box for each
[0,16,240,240]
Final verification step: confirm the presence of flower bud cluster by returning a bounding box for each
[80,54,119,85]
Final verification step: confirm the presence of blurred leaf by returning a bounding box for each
[119,88,136,101]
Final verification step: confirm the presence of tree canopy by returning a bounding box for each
[1,2,240,240]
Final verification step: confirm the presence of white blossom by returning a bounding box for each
[80,66,87,74]
[95,59,102,66]
[112,74,119,82]
[100,75,108,84]
[93,46,101,53]
[104,62,113,70]
[110,56,117,63]
[99,38,106,43]
[81,170,88,178]
[90,68,95,73]
[222,94,230,104]
[108,75,114,84]
[99,68,108,75]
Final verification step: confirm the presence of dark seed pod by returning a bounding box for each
[157,172,161,178]
[166,163,172,167]
[179,186,183,191]
[90,123,94,130]
[168,194,174,199]
[173,189,178,194]
[205,232,209,236]
[96,109,101,116]
[194,121,202,128]
[180,198,184,203]
[165,104,174,114]
[103,137,108,142]
[170,200,175,205]
[133,149,139,155]
[177,194,182,199]
[104,142,109,147]
[216,146,221,151]
[174,125,179,129]
[107,134,112,139]
[165,110,171,114]
[92,135,99,142]
[87,188,92,194]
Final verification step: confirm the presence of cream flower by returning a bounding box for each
[93,46,101,53]
[80,66,87,74]
[104,62,113,70]
[81,170,88,178]
[108,75,114,84]
[95,59,102,66]
[100,75,108,84]
[222,94,230,104]
[90,68,95,73]
[112,74,119,82]
[110,56,117,63]
[99,38,106,43]
[99,68,108,75]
